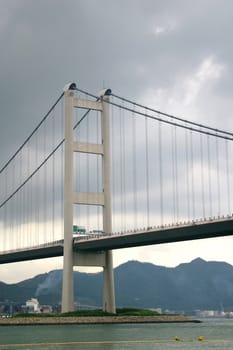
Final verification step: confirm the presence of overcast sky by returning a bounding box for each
[1,0,233,283]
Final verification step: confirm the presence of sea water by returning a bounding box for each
[0,318,233,349]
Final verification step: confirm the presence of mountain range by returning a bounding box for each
[1,258,233,312]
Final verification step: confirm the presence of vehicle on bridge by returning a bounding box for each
[72,227,106,244]
[73,225,86,234]
[73,225,105,237]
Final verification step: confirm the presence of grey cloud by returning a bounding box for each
[1,0,233,145]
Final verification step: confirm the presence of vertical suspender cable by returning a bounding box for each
[30,140,34,245]
[174,127,179,222]
[26,141,29,247]
[216,136,220,216]
[145,109,150,228]
[96,109,100,232]
[200,132,206,218]
[171,125,176,223]
[118,102,124,231]
[35,128,39,241]
[18,150,22,248]
[12,146,15,246]
[22,151,25,247]
[111,100,115,232]
[225,140,231,214]
[185,126,190,221]
[119,105,123,232]
[171,125,178,222]
[61,98,64,239]
[86,94,90,231]
[132,105,137,230]
[190,131,195,220]
[5,168,9,249]
[207,135,212,218]
[77,108,81,232]
[122,104,126,232]
[29,143,32,246]
[31,143,34,246]
[44,119,47,244]
[3,170,6,250]
[52,108,55,242]
[158,120,164,226]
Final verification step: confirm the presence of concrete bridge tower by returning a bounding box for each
[61,83,115,313]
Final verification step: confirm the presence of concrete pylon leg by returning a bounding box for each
[61,246,74,313]
[61,88,75,313]
[103,250,116,313]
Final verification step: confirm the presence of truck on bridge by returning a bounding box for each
[73,225,86,234]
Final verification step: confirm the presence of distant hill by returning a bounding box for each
[1,258,233,312]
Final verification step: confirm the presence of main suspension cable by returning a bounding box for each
[108,99,233,141]
[0,91,98,209]
[72,87,233,141]
[0,92,64,174]
[111,93,233,138]
[0,139,64,209]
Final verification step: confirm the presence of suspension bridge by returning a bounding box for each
[1,82,233,313]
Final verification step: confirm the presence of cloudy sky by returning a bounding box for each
[1,0,233,283]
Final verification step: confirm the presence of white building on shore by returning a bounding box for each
[26,298,40,313]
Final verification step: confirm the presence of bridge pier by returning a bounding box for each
[61,243,74,312]
[103,250,115,313]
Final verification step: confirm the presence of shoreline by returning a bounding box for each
[0,315,201,326]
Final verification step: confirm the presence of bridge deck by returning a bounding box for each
[0,218,233,264]
[75,217,233,251]
[0,243,64,264]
